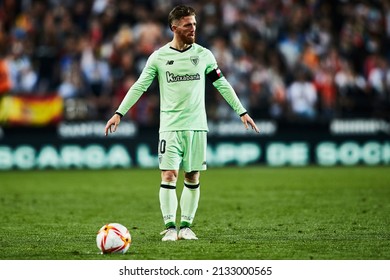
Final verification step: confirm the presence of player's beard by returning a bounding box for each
[179,32,195,45]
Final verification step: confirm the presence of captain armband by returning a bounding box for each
[206,68,224,83]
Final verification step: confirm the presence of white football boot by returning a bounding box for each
[178,227,198,240]
[160,228,178,241]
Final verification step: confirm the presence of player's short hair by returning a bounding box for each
[168,5,196,31]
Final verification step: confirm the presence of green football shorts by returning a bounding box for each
[158,131,207,172]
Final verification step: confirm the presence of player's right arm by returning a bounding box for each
[116,51,158,116]
[105,51,158,135]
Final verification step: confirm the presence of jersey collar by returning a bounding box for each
[169,44,193,53]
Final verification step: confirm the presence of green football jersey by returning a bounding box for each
[116,43,247,132]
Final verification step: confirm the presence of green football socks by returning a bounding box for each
[160,180,200,229]
[180,181,200,228]
[159,181,177,229]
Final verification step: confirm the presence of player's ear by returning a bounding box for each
[170,19,179,31]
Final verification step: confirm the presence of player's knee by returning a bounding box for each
[184,171,200,184]
[161,170,178,183]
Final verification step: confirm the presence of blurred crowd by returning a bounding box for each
[1,0,390,126]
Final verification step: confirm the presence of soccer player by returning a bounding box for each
[104,5,259,241]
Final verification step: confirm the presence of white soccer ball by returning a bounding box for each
[96,223,131,254]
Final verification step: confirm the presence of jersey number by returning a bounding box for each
[159,140,166,154]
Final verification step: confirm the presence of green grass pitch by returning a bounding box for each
[0,166,389,260]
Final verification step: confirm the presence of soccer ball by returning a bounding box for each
[96,223,131,254]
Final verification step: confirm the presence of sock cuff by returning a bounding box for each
[161,181,176,189]
[180,221,191,229]
[165,222,176,229]
[184,181,200,189]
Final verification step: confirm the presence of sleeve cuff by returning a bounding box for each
[115,112,123,118]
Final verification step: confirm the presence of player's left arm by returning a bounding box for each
[205,55,259,133]
[240,112,259,133]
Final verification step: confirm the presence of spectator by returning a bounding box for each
[278,31,304,71]
[58,60,86,99]
[0,57,12,95]
[287,69,318,121]
[7,33,37,93]
[334,60,368,117]
[314,63,337,120]
[80,40,112,118]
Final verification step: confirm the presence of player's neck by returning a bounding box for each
[170,38,192,51]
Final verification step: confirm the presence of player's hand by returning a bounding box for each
[241,113,259,133]
[105,114,121,136]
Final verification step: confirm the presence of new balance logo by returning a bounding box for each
[166,60,174,65]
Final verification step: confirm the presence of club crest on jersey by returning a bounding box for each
[190,56,199,66]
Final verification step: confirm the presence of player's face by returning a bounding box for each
[174,15,196,44]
